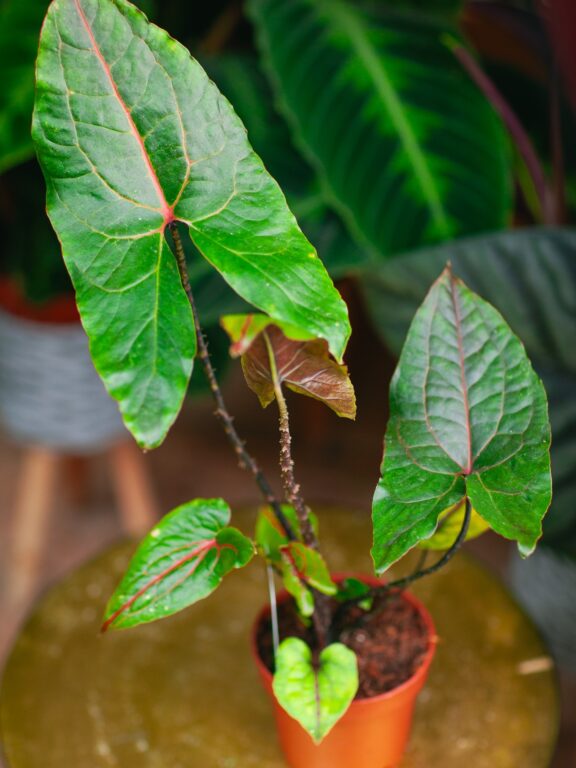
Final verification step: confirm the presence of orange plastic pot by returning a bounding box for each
[252,575,436,768]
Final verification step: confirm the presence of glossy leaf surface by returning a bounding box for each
[361,228,576,551]
[250,0,511,258]
[102,498,254,631]
[203,53,373,278]
[33,0,350,448]
[372,267,551,573]
[222,316,356,418]
[273,638,358,743]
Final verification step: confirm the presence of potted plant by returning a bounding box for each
[32,0,552,766]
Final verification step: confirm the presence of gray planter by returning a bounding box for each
[0,308,126,453]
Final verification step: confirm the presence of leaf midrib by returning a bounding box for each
[316,0,451,238]
[72,0,172,223]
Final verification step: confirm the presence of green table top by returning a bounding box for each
[0,507,560,767]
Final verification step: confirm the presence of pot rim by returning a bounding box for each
[251,570,437,707]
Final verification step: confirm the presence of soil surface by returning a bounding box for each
[256,591,430,699]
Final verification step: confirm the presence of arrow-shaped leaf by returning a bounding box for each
[102,498,254,631]
[33,0,350,449]
[273,638,358,743]
[372,266,552,573]
[222,315,356,418]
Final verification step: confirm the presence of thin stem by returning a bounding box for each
[334,498,472,629]
[168,222,296,542]
[385,497,472,592]
[449,40,554,224]
[266,564,280,657]
[197,0,242,55]
[550,62,567,224]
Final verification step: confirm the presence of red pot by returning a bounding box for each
[252,576,436,768]
[0,278,79,324]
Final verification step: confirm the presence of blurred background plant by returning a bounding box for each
[2,0,573,552]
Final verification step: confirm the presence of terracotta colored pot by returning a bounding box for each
[252,575,436,768]
[0,278,79,324]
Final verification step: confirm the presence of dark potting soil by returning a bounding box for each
[256,593,430,700]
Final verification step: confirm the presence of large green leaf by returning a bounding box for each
[203,52,372,278]
[361,227,576,549]
[33,0,350,449]
[0,0,153,173]
[273,638,358,743]
[102,498,254,631]
[372,266,552,573]
[249,0,511,258]
[360,228,576,369]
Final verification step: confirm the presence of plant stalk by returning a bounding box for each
[334,498,472,627]
[262,331,331,648]
[263,332,318,551]
[168,222,296,542]
[449,40,554,224]
[385,496,472,592]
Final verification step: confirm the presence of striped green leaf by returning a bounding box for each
[249,0,511,257]
[32,0,350,449]
[102,498,254,631]
[204,53,372,278]
[0,0,50,172]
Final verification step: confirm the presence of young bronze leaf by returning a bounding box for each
[33,0,350,449]
[222,316,356,419]
[372,266,552,574]
[273,638,359,744]
[102,498,254,631]
[222,314,315,358]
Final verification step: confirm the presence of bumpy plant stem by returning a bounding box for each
[262,332,318,551]
[262,331,332,648]
[168,223,296,542]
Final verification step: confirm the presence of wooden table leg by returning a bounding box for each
[6,446,58,607]
[108,440,158,538]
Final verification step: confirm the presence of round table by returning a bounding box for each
[0,508,560,767]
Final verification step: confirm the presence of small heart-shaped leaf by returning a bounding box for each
[273,638,359,743]
[103,498,254,631]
